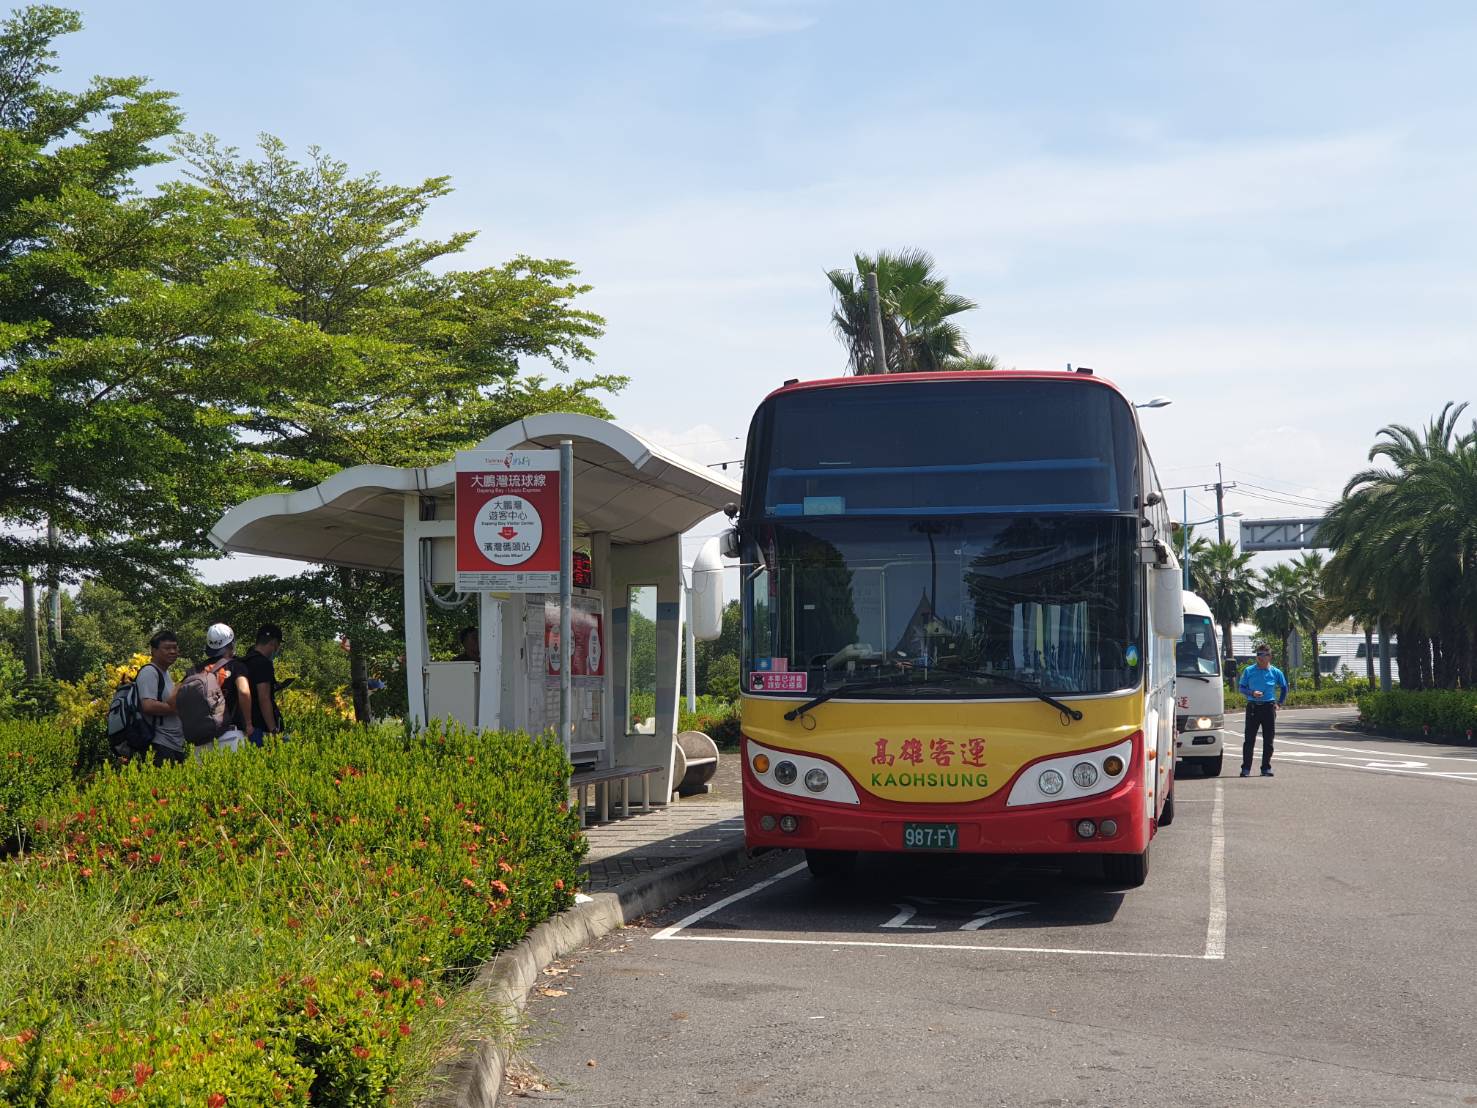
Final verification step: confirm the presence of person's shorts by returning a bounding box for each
[192,728,246,759]
[150,743,187,766]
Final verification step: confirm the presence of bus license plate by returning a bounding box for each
[903,823,958,850]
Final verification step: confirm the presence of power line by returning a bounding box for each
[1233,480,1334,506]
[1223,465,1342,501]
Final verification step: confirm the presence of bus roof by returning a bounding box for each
[1182,590,1214,618]
[761,369,1130,405]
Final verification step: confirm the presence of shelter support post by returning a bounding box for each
[402,494,429,727]
[478,592,502,730]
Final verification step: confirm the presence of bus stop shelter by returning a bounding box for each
[208,413,740,804]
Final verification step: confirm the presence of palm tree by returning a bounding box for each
[1191,541,1260,676]
[827,249,987,374]
[1256,562,1320,686]
[1291,551,1329,688]
[1323,402,1477,689]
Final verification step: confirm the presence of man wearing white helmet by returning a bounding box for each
[196,623,252,752]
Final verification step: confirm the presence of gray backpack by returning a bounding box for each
[177,660,229,743]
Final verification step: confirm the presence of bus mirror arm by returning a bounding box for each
[719,527,741,559]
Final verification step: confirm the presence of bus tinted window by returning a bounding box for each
[750,379,1138,518]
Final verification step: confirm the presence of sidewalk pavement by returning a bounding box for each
[578,800,746,893]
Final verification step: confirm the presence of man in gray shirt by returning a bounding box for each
[136,629,186,765]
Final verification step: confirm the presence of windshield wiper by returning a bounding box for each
[1177,673,1216,683]
[933,667,1084,723]
[783,670,940,722]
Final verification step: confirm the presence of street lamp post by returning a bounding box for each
[1133,397,1173,410]
[1181,496,1243,588]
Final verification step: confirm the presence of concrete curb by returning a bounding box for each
[420,839,757,1108]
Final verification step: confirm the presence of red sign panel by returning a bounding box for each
[751,671,807,693]
[455,450,561,592]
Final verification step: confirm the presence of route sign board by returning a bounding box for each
[1239,516,1326,552]
[455,449,561,591]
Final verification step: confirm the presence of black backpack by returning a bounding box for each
[106,663,162,758]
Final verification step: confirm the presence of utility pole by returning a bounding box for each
[865,270,887,375]
[1204,462,1238,544]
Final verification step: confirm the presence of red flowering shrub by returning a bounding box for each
[0,719,583,1105]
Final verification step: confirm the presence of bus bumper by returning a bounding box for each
[742,771,1149,856]
[1174,729,1224,761]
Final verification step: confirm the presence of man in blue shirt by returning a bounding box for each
[1237,643,1288,777]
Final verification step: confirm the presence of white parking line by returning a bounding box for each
[653,811,1229,961]
[655,933,1213,959]
[1205,780,1226,960]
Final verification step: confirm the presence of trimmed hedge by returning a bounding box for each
[0,721,85,846]
[1225,681,1369,711]
[1357,689,1477,740]
[0,717,583,1105]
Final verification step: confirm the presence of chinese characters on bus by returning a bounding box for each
[871,737,987,767]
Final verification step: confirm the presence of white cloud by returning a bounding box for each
[649,0,823,37]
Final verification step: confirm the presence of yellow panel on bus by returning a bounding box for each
[741,692,1146,804]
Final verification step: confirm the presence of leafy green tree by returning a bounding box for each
[692,600,740,699]
[47,582,150,682]
[705,654,740,702]
[175,136,628,718]
[0,6,289,676]
[827,249,989,374]
[1190,541,1260,675]
[629,604,657,707]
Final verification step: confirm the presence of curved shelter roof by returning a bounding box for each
[208,413,741,572]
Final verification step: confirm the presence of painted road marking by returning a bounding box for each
[881,898,1034,931]
[1277,738,1477,763]
[653,796,1229,961]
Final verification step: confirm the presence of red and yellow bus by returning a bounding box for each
[731,370,1183,886]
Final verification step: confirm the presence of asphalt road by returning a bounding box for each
[512,708,1477,1107]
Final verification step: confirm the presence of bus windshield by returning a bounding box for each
[743,515,1143,700]
[745,378,1140,519]
[1177,614,1220,677]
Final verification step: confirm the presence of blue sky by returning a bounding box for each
[39,0,1477,583]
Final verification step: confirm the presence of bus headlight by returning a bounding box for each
[1072,762,1099,788]
[752,753,770,774]
[1103,755,1124,776]
[1038,769,1064,795]
[1195,716,1214,731]
[774,760,797,785]
[803,768,829,793]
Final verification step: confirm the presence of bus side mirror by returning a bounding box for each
[1152,565,1184,639]
[718,527,740,559]
[689,537,725,641]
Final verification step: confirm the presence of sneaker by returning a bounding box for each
[1239,767,1251,777]
[1261,767,1274,777]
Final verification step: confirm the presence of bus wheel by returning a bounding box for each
[1102,849,1149,887]
[1202,754,1223,777]
[805,849,857,881]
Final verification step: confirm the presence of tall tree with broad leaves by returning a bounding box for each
[1323,402,1477,689]
[177,135,627,719]
[0,6,289,678]
[826,249,992,374]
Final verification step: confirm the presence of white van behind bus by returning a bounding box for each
[1175,591,1225,776]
